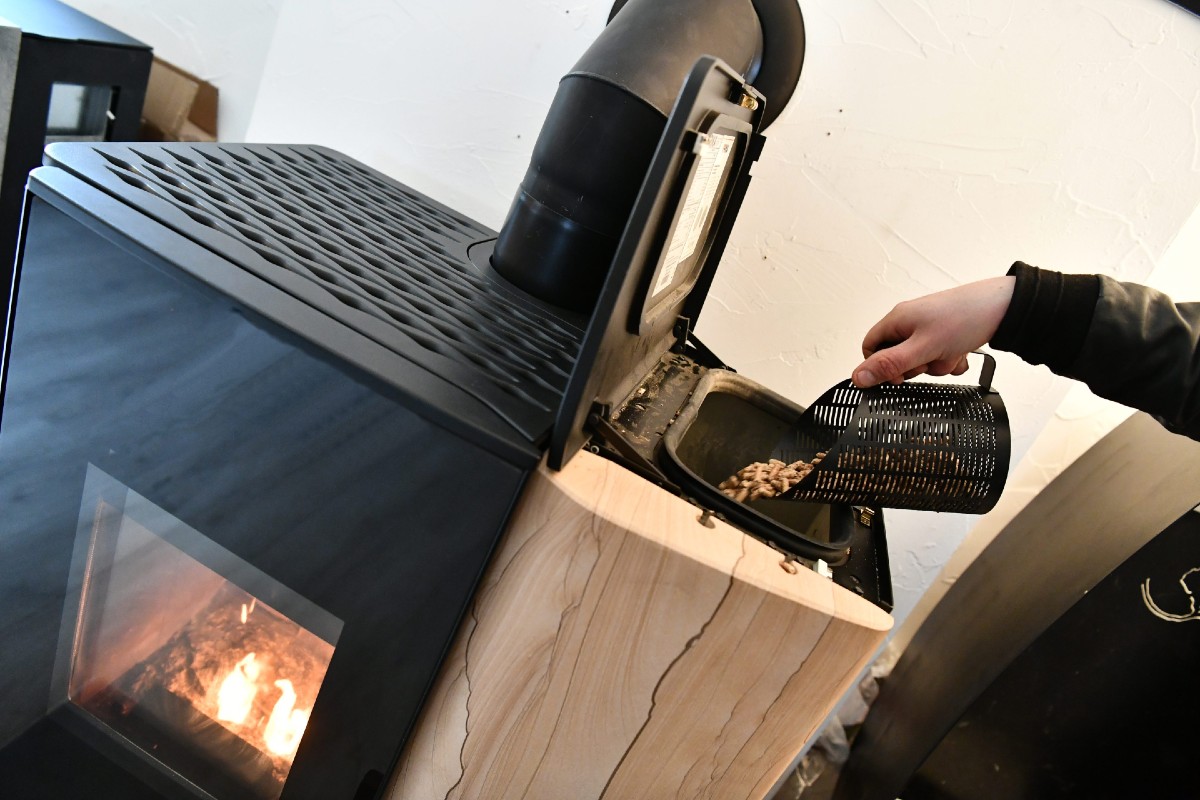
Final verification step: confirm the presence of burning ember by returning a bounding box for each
[81,583,335,798]
[216,650,311,758]
[208,601,314,760]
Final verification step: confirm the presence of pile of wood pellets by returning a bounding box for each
[718,452,827,502]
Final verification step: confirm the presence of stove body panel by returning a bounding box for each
[0,179,530,798]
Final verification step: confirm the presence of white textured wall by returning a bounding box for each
[246,0,601,227]
[63,0,1200,627]
[62,0,282,142]
[705,1,1200,622]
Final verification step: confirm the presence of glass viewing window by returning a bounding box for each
[53,465,343,800]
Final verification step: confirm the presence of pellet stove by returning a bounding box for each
[0,2,894,798]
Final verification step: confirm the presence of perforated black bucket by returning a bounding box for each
[772,354,1009,513]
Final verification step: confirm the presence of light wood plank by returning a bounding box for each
[390,450,891,800]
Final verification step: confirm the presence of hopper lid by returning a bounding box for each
[549,56,765,469]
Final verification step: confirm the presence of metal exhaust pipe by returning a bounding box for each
[491,0,804,314]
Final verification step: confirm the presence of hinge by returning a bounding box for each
[585,402,613,431]
[671,316,692,352]
[585,401,660,479]
[747,130,767,164]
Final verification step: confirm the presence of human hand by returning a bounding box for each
[851,276,1015,388]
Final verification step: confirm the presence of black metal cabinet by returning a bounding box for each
[0,0,151,312]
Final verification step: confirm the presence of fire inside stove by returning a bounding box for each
[54,466,343,799]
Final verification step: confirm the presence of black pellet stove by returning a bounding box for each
[0,2,895,798]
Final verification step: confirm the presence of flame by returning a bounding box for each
[263,680,310,757]
[216,652,261,724]
[162,590,329,776]
[212,653,313,761]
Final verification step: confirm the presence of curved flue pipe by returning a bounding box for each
[490,0,767,314]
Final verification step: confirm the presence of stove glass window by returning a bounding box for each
[53,466,343,800]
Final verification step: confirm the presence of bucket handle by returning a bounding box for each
[974,351,997,393]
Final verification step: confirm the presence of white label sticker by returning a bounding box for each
[652,132,736,299]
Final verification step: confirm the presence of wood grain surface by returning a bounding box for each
[388,451,892,800]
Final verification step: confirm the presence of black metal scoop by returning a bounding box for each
[769,353,1010,513]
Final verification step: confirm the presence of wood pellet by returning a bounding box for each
[717,452,827,502]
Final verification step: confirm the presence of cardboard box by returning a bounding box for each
[140,56,218,142]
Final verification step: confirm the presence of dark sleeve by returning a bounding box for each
[989,261,1100,374]
[989,262,1200,441]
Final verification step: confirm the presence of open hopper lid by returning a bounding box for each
[549,56,766,470]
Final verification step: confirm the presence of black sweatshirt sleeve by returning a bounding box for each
[989,261,1099,374]
[989,261,1200,441]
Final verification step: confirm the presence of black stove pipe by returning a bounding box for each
[491,0,768,314]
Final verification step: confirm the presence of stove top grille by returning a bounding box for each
[58,143,583,441]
